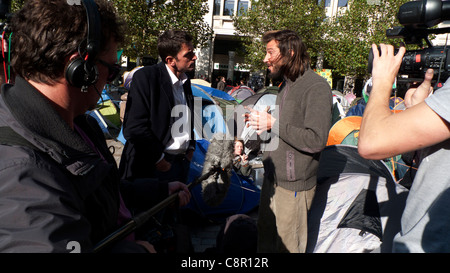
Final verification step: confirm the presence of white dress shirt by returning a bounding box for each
[163,64,191,156]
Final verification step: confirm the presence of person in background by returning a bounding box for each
[233,138,252,177]
[217,76,226,91]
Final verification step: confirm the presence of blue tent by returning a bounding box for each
[191,83,235,101]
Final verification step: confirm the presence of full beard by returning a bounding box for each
[267,64,286,81]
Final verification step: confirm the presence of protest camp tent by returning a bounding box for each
[87,87,122,139]
[190,83,237,140]
[191,83,237,116]
[331,93,346,126]
[255,85,279,95]
[327,116,362,146]
[191,78,211,87]
[307,145,409,253]
[327,114,411,183]
[227,85,255,103]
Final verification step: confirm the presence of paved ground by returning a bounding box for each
[106,138,259,253]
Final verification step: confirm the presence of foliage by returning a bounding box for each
[232,0,327,72]
[321,0,410,78]
[11,0,24,13]
[113,0,213,59]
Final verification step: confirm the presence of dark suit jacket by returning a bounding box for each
[119,62,195,181]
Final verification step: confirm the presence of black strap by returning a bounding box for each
[0,126,37,150]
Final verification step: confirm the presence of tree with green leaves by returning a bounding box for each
[232,0,327,72]
[113,0,213,61]
[322,0,410,93]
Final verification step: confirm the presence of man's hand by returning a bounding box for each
[155,158,171,172]
[371,44,406,95]
[244,106,275,135]
[404,68,434,108]
[168,181,191,207]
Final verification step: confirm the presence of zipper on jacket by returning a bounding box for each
[287,150,295,181]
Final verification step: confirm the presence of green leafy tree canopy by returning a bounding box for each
[322,0,410,78]
[113,0,213,60]
[232,0,327,72]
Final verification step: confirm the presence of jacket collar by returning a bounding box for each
[1,76,103,175]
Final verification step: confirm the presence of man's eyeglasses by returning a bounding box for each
[97,59,121,82]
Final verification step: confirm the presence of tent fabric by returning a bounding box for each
[191,78,211,87]
[256,86,279,95]
[182,139,260,221]
[331,96,346,126]
[191,84,238,117]
[192,97,228,141]
[325,115,410,182]
[327,116,362,146]
[123,66,143,90]
[98,99,121,128]
[227,85,255,102]
[191,83,235,101]
[307,145,409,253]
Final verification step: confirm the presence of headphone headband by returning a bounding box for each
[82,0,101,63]
[65,0,101,90]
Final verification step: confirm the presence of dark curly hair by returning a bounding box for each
[10,0,126,84]
[157,30,193,63]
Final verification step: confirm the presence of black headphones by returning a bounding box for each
[65,0,101,91]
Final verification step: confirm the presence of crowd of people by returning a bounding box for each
[0,0,449,254]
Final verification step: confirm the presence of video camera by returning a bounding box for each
[369,0,450,87]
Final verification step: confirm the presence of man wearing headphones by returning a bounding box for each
[0,0,189,253]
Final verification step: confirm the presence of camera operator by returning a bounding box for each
[359,43,450,253]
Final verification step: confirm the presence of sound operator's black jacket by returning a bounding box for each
[0,77,150,253]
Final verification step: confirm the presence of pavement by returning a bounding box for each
[106,138,259,253]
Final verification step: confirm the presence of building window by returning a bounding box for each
[237,0,249,16]
[213,0,221,15]
[338,0,348,7]
[318,0,331,7]
[223,0,234,16]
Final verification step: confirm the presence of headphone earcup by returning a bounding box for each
[65,57,98,88]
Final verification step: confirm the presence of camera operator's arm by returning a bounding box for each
[359,44,450,160]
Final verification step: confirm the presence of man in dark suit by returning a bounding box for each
[119,30,197,184]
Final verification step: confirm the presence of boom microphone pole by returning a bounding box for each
[93,133,234,253]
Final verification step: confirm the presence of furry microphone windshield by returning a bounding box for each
[201,133,234,207]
